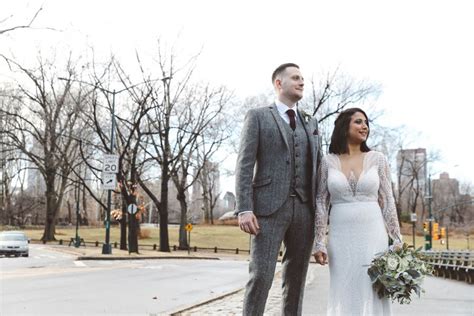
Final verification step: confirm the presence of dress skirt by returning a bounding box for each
[327,201,392,316]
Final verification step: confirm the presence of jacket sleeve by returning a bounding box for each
[377,153,403,246]
[234,110,259,215]
[313,155,330,254]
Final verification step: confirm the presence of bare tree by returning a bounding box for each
[0,53,88,240]
[136,45,198,252]
[0,6,43,35]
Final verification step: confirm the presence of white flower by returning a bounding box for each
[387,256,399,270]
[300,110,312,124]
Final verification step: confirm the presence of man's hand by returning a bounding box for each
[238,212,260,235]
[313,251,328,265]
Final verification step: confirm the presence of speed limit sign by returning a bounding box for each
[103,154,119,174]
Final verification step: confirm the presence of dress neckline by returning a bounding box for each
[334,152,370,183]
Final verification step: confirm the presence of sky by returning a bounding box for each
[2,0,473,194]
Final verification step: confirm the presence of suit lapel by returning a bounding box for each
[269,105,290,151]
[298,110,316,163]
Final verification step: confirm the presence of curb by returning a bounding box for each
[77,255,220,261]
[167,287,245,315]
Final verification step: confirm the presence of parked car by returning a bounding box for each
[0,231,29,257]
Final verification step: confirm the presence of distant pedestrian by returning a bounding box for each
[235,63,321,315]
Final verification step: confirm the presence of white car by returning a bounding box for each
[0,231,29,257]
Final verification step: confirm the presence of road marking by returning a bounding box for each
[74,261,87,267]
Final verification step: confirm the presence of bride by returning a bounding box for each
[313,107,403,315]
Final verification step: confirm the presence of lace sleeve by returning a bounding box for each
[313,155,330,254]
[377,153,403,246]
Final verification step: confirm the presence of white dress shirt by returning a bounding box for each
[275,99,300,125]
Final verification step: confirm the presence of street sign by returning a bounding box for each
[410,213,417,222]
[185,223,193,232]
[103,154,119,174]
[102,173,117,190]
[127,204,138,214]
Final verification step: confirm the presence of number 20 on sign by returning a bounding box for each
[103,154,119,174]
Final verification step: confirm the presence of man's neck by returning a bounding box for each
[277,96,297,108]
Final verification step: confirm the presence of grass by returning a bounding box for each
[3,223,472,251]
[12,224,251,250]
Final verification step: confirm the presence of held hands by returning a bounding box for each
[238,212,260,235]
[314,251,328,265]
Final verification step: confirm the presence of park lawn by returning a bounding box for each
[5,224,471,251]
[17,224,251,250]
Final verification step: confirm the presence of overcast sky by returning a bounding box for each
[2,0,473,194]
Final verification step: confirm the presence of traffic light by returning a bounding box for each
[433,222,439,234]
[423,222,428,231]
[441,227,446,238]
[432,222,439,240]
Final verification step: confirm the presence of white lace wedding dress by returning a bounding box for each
[313,151,402,316]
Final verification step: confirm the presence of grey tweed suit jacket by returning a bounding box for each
[235,104,321,216]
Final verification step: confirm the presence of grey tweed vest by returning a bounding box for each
[282,113,312,203]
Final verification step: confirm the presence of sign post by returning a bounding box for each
[102,153,119,254]
[185,223,193,255]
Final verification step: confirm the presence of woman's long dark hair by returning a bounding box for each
[328,107,371,154]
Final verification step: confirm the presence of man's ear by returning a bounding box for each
[274,78,282,90]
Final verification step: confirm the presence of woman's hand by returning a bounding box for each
[313,251,328,265]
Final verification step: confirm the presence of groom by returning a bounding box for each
[235,63,321,315]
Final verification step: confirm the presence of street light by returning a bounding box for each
[74,178,81,248]
[59,76,169,254]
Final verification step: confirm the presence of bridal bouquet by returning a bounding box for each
[367,243,433,304]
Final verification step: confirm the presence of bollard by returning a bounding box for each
[214,246,218,253]
[95,241,99,247]
[236,248,239,254]
[114,242,118,248]
[59,239,63,245]
[153,244,157,250]
[194,246,197,252]
[173,245,177,251]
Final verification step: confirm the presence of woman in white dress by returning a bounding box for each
[313,108,403,315]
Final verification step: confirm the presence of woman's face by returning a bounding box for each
[347,112,369,144]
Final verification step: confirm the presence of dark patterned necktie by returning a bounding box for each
[286,109,296,130]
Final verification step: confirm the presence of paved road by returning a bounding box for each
[1,245,249,315]
[2,245,472,315]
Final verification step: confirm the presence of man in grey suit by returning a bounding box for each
[235,63,321,315]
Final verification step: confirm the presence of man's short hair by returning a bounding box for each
[271,63,300,84]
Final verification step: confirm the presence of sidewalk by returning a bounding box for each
[178,263,474,315]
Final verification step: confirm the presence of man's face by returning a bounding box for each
[276,67,304,103]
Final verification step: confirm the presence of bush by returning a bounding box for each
[139,228,151,239]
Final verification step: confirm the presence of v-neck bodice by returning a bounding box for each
[324,152,379,203]
[313,150,403,259]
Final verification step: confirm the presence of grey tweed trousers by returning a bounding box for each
[243,196,315,316]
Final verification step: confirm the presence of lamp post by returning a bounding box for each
[74,178,81,247]
[59,76,169,254]
[426,174,434,250]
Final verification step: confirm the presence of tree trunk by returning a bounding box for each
[120,202,127,250]
[128,195,139,254]
[159,167,170,252]
[177,190,189,250]
[81,185,89,225]
[42,181,58,241]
